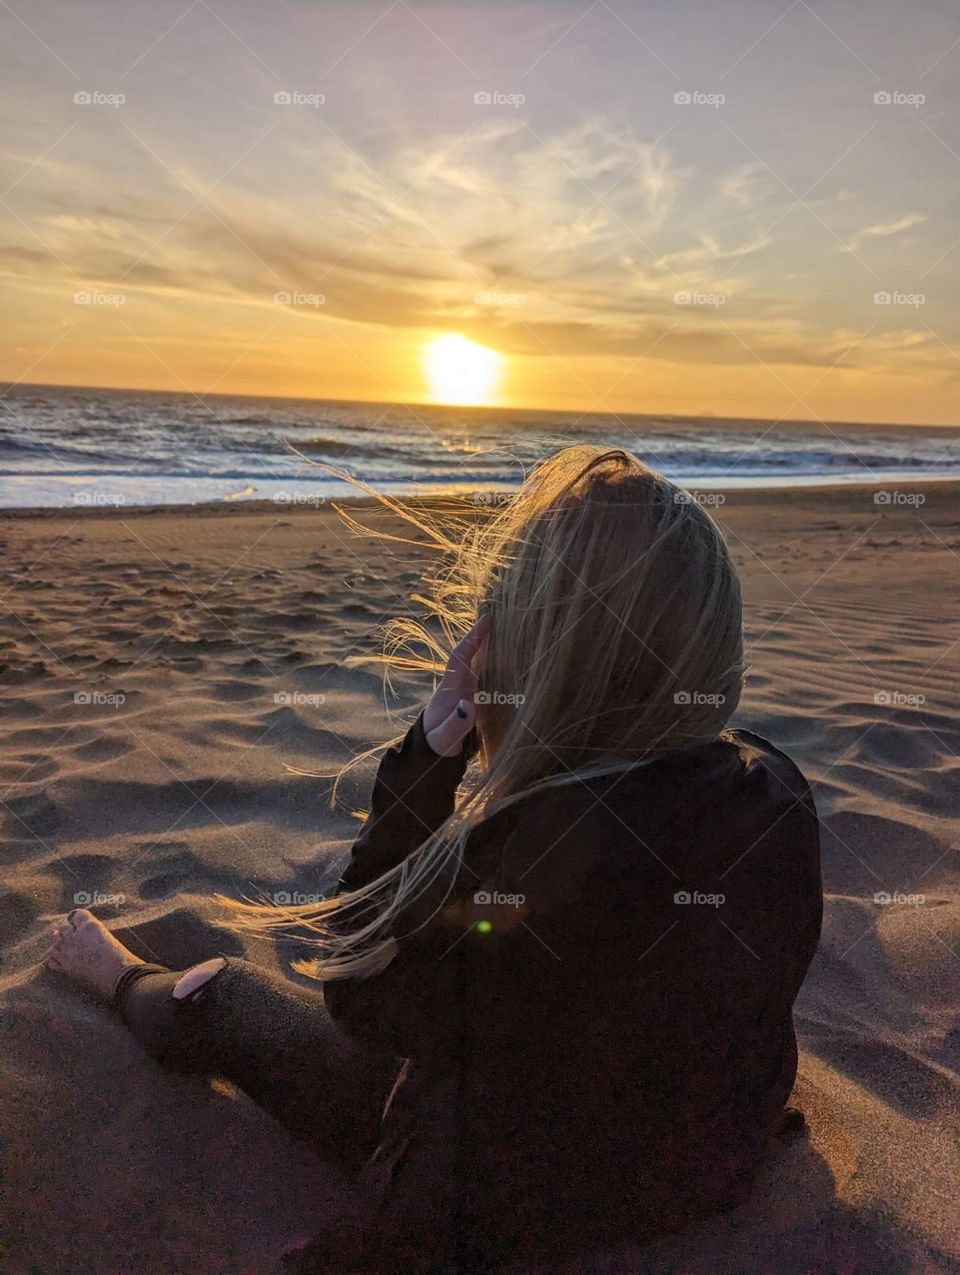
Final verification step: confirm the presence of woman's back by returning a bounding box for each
[320,722,822,1272]
[239,447,824,1272]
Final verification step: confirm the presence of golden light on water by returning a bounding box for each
[423,334,501,406]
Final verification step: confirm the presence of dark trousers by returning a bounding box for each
[115,958,398,1171]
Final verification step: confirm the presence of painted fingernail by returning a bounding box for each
[67,909,79,922]
[456,699,470,719]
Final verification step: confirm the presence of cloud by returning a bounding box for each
[0,97,953,386]
[719,162,775,210]
[844,212,927,252]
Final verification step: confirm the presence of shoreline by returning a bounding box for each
[2,475,958,521]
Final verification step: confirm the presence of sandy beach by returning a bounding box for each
[1,484,958,1274]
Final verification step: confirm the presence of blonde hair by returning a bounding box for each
[224,446,743,979]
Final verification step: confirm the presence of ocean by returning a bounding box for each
[1,383,958,508]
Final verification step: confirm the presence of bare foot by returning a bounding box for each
[47,908,144,999]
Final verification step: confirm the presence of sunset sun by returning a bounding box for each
[423,334,501,406]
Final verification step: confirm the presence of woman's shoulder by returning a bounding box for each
[463,726,816,835]
[464,728,818,875]
[719,727,816,806]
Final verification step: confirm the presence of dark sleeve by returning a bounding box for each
[325,789,584,1058]
[323,713,475,1041]
[337,712,475,895]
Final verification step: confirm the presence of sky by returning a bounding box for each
[1,0,960,424]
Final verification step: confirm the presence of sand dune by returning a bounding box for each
[1,486,958,1273]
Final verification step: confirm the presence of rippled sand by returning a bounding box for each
[2,486,958,1273]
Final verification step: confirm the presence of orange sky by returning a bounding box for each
[2,0,959,425]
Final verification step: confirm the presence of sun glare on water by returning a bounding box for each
[424,334,501,406]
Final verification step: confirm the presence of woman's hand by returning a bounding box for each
[422,615,491,757]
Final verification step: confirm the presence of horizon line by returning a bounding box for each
[3,379,958,434]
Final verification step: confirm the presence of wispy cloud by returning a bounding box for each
[718,162,774,209]
[843,212,927,252]
[1,0,958,419]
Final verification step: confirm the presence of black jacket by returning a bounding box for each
[307,716,822,1273]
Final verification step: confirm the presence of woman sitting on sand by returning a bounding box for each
[49,446,822,1274]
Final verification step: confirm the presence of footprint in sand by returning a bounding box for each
[234,658,273,677]
[0,698,46,722]
[112,906,246,969]
[0,890,39,945]
[2,789,60,838]
[255,611,316,632]
[70,735,134,763]
[0,752,60,783]
[138,870,188,901]
[209,680,263,703]
[0,660,50,684]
